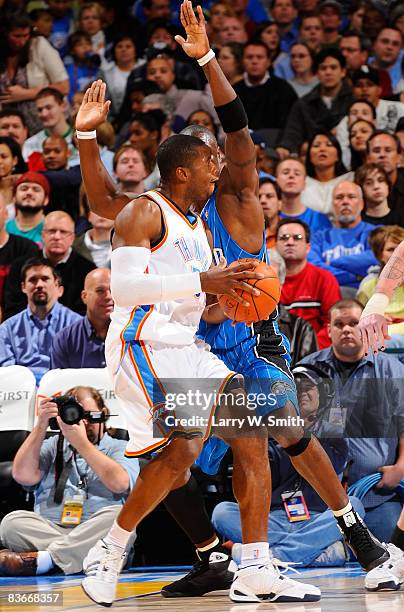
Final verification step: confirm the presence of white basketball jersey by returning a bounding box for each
[109,190,212,347]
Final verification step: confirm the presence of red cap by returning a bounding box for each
[15,171,50,197]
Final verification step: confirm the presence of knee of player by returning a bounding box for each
[165,437,203,473]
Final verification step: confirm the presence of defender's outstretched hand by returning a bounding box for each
[75,80,111,132]
[358,313,391,355]
[175,1,210,59]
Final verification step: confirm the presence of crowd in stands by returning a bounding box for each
[0,0,404,575]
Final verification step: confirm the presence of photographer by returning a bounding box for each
[0,386,139,576]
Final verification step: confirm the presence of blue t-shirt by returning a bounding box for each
[6,218,44,248]
[280,207,332,234]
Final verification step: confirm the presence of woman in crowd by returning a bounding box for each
[128,110,166,189]
[186,109,218,138]
[336,99,377,168]
[64,31,100,103]
[0,12,69,135]
[349,119,375,171]
[217,43,244,86]
[302,131,352,215]
[289,42,319,98]
[0,136,27,207]
[99,35,138,121]
[77,2,110,69]
[113,144,147,196]
[357,225,404,344]
[355,162,404,227]
[252,21,289,77]
[207,2,235,48]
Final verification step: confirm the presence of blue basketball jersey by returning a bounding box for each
[198,192,266,349]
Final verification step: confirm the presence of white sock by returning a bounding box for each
[104,521,132,550]
[36,551,54,575]
[333,501,353,518]
[240,542,270,568]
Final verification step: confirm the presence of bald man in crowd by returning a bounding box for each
[3,211,95,319]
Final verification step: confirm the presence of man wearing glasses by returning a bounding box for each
[4,211,95,319]
[276,218,341,348]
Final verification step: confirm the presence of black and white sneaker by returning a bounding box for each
[161,549,235,597]
[336,509,389,571]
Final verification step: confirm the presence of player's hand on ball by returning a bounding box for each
[75,80,111,132]
[200,260,263,307]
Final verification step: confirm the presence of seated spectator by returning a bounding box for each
[362,0,387,42]
[288,42,319,98]
[276,157,331,231]
[0,136,27,206]
[299,13,324,52]
[51,268,112,369]
[370,27,404,93]
[318,0,342,47]
[47,0,75,59]
[308,181,378,293]
[74,212,113,268]
[278,48,353,155]
[217,16,248,46]
[348,119,375,171]
[366,131,404,215]
[276,218,341,348]
[270,0,299,52]
[0,12,69,136]
[258,177,281,249]
[357,225,404,340]
[64,31,101,103]
[301,131,353,215]
[186,110,217,137]
[0,109,28,149]
[339,31,369,79]
[6,171,49,247]
[234,42,297,131]
[251,21,290,79]
[206,2,235,48]
[355,163,404,227]
[128,111,166,189]
[28,4,54,40]
[40,135,82,221]
[4,211,95,319]
[212,362,361,568]
[99,35,138,120]
[336,99,377,169]
[141,93,175,143]
[145,54,197,109]
[77,2,110,70]
[0,193,39,319]
[0,386,139,576]
[22,88,79,170]
[113,144,148,196]
[115,78,161,137]
[300,299,404,542]
[216,43,244,86]
[0,256,81,382]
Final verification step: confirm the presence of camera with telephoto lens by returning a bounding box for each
[48,395,109,430]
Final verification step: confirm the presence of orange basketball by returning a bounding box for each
[218,258,280,324]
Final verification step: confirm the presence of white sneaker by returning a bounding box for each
[82,539,127,606]
[365,543,404,592]
[229,561,321,603]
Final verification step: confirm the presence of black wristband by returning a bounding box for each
[214,96,248,133]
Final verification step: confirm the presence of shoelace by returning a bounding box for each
[349,523,377,553]
[86,544,125,582]
[271,558,301,575]
[177,559,207,582]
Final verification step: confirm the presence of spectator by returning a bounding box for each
[335,98,378,169]
[28,4,54,40]
[0,192,39,320]
[40,135,82,221]
[207,2,235,48]
[77,2,110,70]
[361,0,386,42]
[396,117,404,166]
[113,144,148,196]
[47,0,75,59]
[299,13,324,51]
[115,78,161,136]
[6,171,49,247]
[276,157,331,231]
[278,48,353,155]
[0,109,28,148]
[128,111,165,189]
[301,131,352,215]
[0,136,27,206]
[217,43,244,86]
[357,224,404,338]
[51,268,112,369]
[348,119,375,171]
[186,110,217,138]
[252,21,290,79]
[0,256,80,382]
[270,0,299,52]
[339,32,369,76]
[355,163,404,227]
[142,93,175,143]
[234,42,297,131]
[308,181,378,293]
[259,177,281,249]
[346,0,366,34]
[370,27,404,93]
[211,362,360,568]
[64,31,101,103]
[366,131,404,213]
[4,211,96,319]
[288,42,319,98]
[0,386,139,576]
[300,299,404,542]
[99,35,138,121]
[73,213,113,268]
[391,5,404,39]
[350,66,404,134]
[218,16,248,45]
[22,88,79,170]
[318,0,342,47]
[0,12,69,136]
[276,218,341,348]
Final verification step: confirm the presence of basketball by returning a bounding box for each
[218,258,281,324]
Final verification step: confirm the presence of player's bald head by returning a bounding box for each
[181,124,218,150]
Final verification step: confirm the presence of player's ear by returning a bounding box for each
[176,166,189,182]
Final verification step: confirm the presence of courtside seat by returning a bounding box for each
[36,368,128,438]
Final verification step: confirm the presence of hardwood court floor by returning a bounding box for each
[0,566,403,611]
